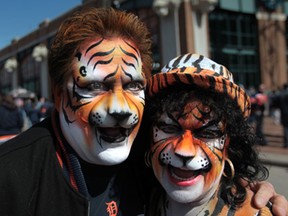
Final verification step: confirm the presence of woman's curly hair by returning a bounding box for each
[144,84,269,209]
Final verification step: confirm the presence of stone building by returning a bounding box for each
[0,0,287,100]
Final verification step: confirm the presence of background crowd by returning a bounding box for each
[0,91,54,144]
[247,83,288,148]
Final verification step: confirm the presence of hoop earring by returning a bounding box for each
[144,151,152,168]
[223,158,235,179]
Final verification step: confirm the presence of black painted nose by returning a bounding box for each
[110,112,132,121]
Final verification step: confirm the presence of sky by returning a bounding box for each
[0,0,82,50]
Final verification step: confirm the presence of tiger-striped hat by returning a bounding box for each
[147,53,251,118]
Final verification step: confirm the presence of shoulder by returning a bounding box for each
[0,117,55,163]
[0,117,59,194]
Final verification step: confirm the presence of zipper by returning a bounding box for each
[87,201,90,216]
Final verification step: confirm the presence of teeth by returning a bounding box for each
[171,172,193,181]
[170,166,199,180]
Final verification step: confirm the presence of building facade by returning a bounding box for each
[0,0,287,100]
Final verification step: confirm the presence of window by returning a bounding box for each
[20,55,40,95]
[209,9,259,88]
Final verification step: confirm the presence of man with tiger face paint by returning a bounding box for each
[0,7,286,216]
[0,7,152,216]
[58,37,146,165]
[144,53,275,215]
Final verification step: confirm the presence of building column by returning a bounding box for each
[153,0,218,65]
[179,0,217,57]
[153,0,182,65]
[40,58,49,99]
[257,11,287,90]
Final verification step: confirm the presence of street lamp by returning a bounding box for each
[4,57,18,89]
[153,0,182,16]
[32,44,49,98]
[4,57,17,73]
[32,44,48,62]
[153,0,218,16]
[190,0,218,13]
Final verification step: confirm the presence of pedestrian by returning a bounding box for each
[24,97,41,125]
[0,7,287,216]
[268,89,281,125]
[271,83,288,148]
[251,84,268,145]
[37,97,54,121]
[0,93,24,144]
[143,53,274,215]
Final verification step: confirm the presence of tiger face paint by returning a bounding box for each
[55,37,145,165]
[150,92,229,204]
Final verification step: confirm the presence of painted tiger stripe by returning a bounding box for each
[93,57,114,71]
[87,48,115,66]
[87,47,115,66]
[120,46,139,66]
[124,40,140,57]
[121,65,133,80]
[122,58,136,70]
[85,38,104,54]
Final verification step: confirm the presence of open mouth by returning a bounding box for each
[97,127,133,143]
[169,166,202,181]
[167,164,211,186]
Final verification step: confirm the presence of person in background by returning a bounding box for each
[143,53,278,215]
[37,97,54,121]
[270,83,288,148]
[14,97,32,132]
[251,83,269,145]
[0,93,24,144]
[24,97,41,125]
[0,8,287,216]
[268,89,281,125]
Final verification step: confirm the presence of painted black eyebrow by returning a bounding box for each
[93,57,114,71]
[85,38,104,54]
[193,118,224,135]
[103,65,118,81]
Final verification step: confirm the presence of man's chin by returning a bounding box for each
[88,147,130,165]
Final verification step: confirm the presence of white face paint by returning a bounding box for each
[150,95,228,204]
[56,37,145,165]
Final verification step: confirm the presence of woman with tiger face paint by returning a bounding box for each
[144,53,274,215]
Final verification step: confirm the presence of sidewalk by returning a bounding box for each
[257,115,288,167]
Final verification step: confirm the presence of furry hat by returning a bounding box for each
[147,53,251,118]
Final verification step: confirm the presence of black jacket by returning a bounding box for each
[0,104,23,136]
[0,118,145,216]
[272,90,288,127]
